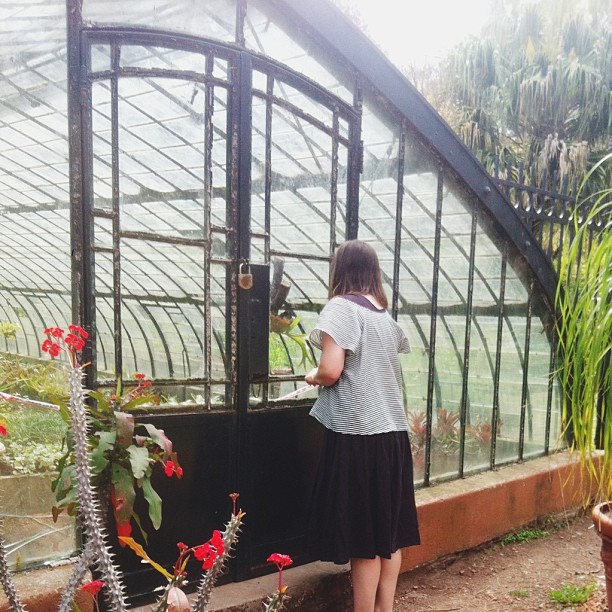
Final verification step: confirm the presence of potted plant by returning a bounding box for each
[555,153,612,608]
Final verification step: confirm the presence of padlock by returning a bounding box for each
[238,262,253,290]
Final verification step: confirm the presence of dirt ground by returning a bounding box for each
[393,510,608,612]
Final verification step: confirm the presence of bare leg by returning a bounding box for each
[350,557,381,612]
[374,550,402,612]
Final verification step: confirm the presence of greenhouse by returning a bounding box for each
[0,0,566,605]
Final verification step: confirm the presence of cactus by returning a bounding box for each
[0,528,27,612]
[192,511,244,612]
[263,587,289,612]
[66,365,127,610]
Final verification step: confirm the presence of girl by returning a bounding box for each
[306,240,420,612]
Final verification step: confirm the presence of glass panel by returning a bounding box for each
[87,69,231,408]
[119,46,209,73]
[496,315,527,464]
[90,44,111,73]
[265,257,326,404]
[0,0,76,570]
[119,238,206,380]
[95,299,116,380]
[268,106,336,256]
[83,0,237,43]
[524,299,558,458]
[211,88,229,227]
[210,262,229,387]
[91,81,113,208]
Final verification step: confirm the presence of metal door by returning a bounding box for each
[73,28,361,602]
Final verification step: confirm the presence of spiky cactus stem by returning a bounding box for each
[67,366,127,610]
[263,588,289,612]
[192,512,244,612]
[0,528,27,612]
[57,541,95,612]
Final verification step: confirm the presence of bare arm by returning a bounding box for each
[305,332,345,387]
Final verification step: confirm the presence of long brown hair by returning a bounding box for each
[329,240,388,308]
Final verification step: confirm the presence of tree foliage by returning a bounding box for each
[420,0,611,186]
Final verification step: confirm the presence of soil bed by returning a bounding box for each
[394,511,607,611]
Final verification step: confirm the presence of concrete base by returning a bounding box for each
[402,450,592,573]
[1,451,594,611]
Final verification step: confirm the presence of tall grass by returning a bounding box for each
[555,153,612,501]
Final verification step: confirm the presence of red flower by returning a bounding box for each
[141,380,152,388]
[267,553,292,569]
[44,327,64,339]
[193,530,225,571]
[81,580,105,596]
[164,460,176,477]
[194,542,217,569]
[116,521,132,543]
[267,552,293,591]
[163,459,183,478]
[177,542,188,552]
[65,333,85,351]
[210,530,225,556]
[0,425,7,436]
[133,372,146,380]
[193,543,211,561]
[41,338,62,357]
[68,324,89,339]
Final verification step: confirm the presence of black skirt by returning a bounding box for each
[308,428,420,565]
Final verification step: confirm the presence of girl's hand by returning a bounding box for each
[305,368,318,386]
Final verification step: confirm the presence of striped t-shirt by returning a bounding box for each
[309,294,411,435]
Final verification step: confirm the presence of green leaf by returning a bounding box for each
[90,431,116,475]
[111,464,136,525]
[87,390,112,413]
[131,510,149,545]
[121,394,158,412]
[127,444,150,480]
[141,423,172,456]
[114,411,134,448]
[141,476,163,530]
[53,465,79,510]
